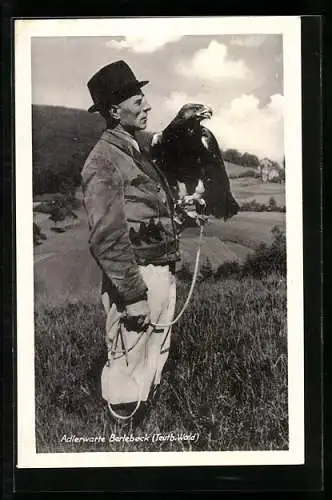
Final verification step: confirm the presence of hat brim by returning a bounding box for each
[88,80,149,113]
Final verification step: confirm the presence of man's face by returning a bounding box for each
[114,92,151,131]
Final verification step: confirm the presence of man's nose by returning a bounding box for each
[143,98,151,112]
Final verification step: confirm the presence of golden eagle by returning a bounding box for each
[140,103,239,221]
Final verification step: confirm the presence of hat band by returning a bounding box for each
[93,82,146,111]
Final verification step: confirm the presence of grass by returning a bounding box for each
[224,161,256,178]
[35,272,288,453]
[230,177,285,207]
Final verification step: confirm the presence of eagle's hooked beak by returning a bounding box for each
[197,105,213,120]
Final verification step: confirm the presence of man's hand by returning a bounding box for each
[174,197,209,230]
[123,300,151,332]
[151,132,163,147]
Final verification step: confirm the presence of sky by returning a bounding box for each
[31,34,284,162]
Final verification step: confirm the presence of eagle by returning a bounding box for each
[145,103,240,222]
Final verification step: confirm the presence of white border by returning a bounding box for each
[15,16,304,468]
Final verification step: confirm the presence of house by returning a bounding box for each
[257,158,282,183]
[257,158,273,182]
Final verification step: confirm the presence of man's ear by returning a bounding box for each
[109,105,120,120]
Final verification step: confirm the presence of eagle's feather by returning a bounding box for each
[136,103,240,220]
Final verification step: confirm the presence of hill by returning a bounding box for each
[32,105,105,194]
[32,105,257,195]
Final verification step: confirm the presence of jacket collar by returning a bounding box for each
[101,126,175,213]
[101,126,165,186]
[101,126,141,156]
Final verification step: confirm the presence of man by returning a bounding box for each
[81,60,184,421]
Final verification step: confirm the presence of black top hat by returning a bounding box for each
[87,60,149,113]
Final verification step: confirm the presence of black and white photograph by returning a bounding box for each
[15,17,304,468]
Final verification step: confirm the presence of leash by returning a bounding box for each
[106,212,207,421]
[150,220,205,328]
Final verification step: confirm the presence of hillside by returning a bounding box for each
[32,105,257,195]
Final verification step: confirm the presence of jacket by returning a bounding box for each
[81,126,180,306]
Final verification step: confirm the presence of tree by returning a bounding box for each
[223,148,243,165]
[241,152,260,168]
[49,204,66,228]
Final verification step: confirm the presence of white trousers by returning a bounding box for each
[101,264,176,405]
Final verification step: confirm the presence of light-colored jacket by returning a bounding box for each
[81,126,180,306]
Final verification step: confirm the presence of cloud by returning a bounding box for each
[209,93,284,162]
[230,35,268,48]
[176,41,252,81]
[162,91,284,162]
[106,34,183,53]
[163,91,213,114]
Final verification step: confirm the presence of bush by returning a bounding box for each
[33,222,47,246]
[49,206,67,227]
[240,200,267,212]
[268,196,277,210]
[214,260,242,279]
[176,262,193,282]
[240,198,285,213]
[178,226,286,284]
[198,258,213,282]
[241,226,286,278]
[202,226,287,281]
[34,193,79,219]
[238,169,257,178]
[229,169,256,179]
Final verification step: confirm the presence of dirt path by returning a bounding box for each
[34,210,285,304]
[34,253,56,264]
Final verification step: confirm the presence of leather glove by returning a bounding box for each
[174,198,208,229]
[123,300,151,332]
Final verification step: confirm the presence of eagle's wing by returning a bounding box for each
[200,126,240,220]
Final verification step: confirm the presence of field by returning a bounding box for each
[230,177,285,206]
[34,206,285,302]
[34,174,285,298]
[35,274,288,453]
[33,174,288,452]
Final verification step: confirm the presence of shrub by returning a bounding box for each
[268,196,277,210]
[238,169,256,178]
[34,193,79,220]
[178,226,286,284]
[241,226,286,278]
[49,206,66,227]
[210,226,286,280]
[198,258,213,282]
[240,199,285,213]
[229,169,256,179]
[214,260,242,279]
[176,262,193,282]
[33,222,47,246]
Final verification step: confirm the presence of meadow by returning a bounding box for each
[35,269,288,453]
[34,206,288,452]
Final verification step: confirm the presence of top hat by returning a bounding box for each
[87,60,149,113]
